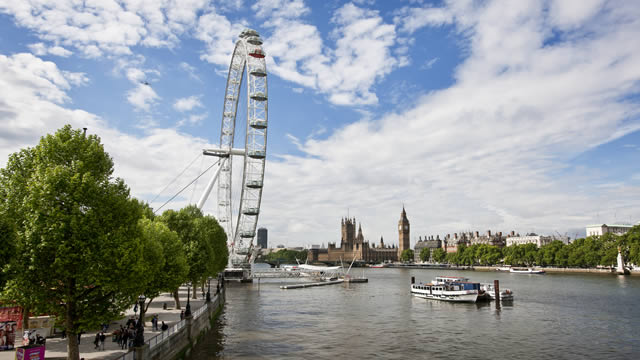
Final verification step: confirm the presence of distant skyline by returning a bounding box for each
[1,1,639,247]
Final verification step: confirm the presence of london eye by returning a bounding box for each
[196,29,268,277]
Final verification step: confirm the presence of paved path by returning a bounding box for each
[0,283,216,360]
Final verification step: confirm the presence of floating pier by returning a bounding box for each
[280,279,344,289]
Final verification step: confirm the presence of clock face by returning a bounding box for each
[398,224,402,230]
[404,225,408,230]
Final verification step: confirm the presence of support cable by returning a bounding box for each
[150,153,202,205]
[153,158,221,214]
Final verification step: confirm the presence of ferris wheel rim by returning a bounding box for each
[217,29,268,266]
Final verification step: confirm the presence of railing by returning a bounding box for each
[146,318,186,350]
[112,290,223,360]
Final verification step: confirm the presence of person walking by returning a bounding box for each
[151,314,158,331]
[99,332,106,350]
[121,329,129,349]
[93,333,100,350]
[180,310,185,321]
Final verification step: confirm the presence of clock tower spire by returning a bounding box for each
[398,206,410,258]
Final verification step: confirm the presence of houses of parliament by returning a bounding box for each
[308,207,411,264]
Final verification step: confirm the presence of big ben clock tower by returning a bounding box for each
[398,206,410,258]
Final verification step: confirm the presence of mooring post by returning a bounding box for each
[494,279,501,307]
[411,276,415,284]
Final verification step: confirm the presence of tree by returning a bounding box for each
[0,218,16,289]
[419,247,431,262]
[0,125,145,360]
[138,218,188,320]
[400,249,414,262]
[159,205,227,303]
[432,248,446,263]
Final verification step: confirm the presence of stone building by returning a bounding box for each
[308,209,409,264]
[414,235,442,262]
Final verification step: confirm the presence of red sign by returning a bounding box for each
[0,307,22,325]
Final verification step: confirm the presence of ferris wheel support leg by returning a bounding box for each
[197,159,225,210]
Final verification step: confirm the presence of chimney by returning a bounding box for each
[454,233,458,239]
[511,230,515,236]
[475,231,479,238]
[487,230,491,237]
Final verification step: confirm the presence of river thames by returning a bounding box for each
[190,268,639,359]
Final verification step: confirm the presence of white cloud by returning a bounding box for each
[177,113,208,127]
[179,62,201,82]
[127,83,159,111]
[256,0,640,246]
[256,1,403,105]
[1,0,211,57]
[28,43,73,57]
[0,51,214,214]
[173,96,203,112]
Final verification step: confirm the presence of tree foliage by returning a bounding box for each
[0,125,145,360]
[435,226,640,268]
[159,205,228,285]
[138,218,188,311]
[264,249,308,264]
[419,247,431,262]
[400,249,414,262]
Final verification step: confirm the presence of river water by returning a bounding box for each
[190,267,639,359]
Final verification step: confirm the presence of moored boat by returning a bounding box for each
[509,268,545,274]
[410,276,479,303]
[370,263,387,268]
[496,266,511,272]
[480,283,514,301]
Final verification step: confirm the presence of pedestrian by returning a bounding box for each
[121,329,129,349]
[99,332,106,350]
[180,310,185,321]
[128,328,135,348]
[77,331,82,344]
[61,329,66,339]
[151,314,158,331]
[93,333,100,350]
[161,321,168,332]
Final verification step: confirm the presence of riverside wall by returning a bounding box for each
[137,287,225,360]
[473,266,640,275]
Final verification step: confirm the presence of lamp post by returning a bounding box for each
[185,282,192,317]
[206,277,211,302]
[133,295,146,347]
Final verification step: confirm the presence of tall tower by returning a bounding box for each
[398,206,410,257]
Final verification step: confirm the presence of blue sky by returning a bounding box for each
[0,0,639,247]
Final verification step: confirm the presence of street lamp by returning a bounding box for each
[206,278,211,303]
[134,295,146,347]
[185,282,192,317]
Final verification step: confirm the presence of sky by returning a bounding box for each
[1,0,639,248]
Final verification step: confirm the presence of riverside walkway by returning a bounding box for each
[0,283,218,360]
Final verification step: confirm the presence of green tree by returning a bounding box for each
[159,205,227,303]
[138,218,189,319]
[419,247,431,262]
[0,125,145,360]
[400,249,414,262]
[0,218,16,289]
[432,248,446,263]
[264,249,307,264]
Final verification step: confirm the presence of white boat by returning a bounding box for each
[480,283,514,301]
[496,266,511,272]
[509,268,545,274]
[370,263,386,268]
[411,276,479,303]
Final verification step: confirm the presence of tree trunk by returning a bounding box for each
[173,289,181,309]
[192,284,197,299]
[21,306,29,332]
[66,299,79,360]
